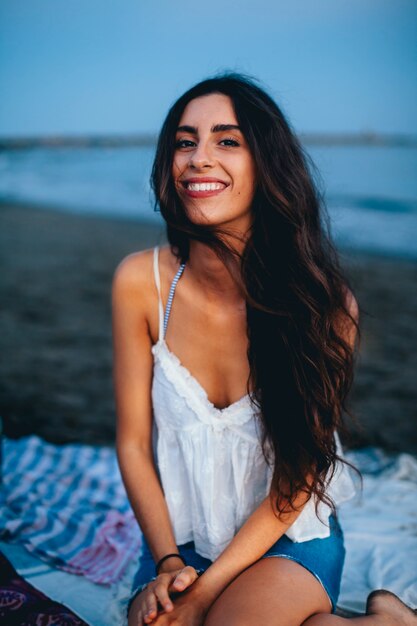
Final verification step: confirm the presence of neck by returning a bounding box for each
[187,240,243,304]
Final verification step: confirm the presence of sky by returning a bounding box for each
[0,0,416,137]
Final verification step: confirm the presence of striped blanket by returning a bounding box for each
[0,436,142,585]
[1,435,416,616]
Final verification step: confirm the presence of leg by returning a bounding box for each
[203,557,417,626]
[304,590,417,626]
[204,556,332,626]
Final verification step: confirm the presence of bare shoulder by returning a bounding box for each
[155,243,182,278]
[112,248,156,305]
[112,245,175,292]
[111,245,172,355]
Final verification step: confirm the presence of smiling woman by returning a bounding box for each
[172,96,256,230]
[112,73,417,626]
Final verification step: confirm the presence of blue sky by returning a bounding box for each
[0,0,416,137]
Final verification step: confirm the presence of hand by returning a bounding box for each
[151,588,208,626]
[129,565,200,625]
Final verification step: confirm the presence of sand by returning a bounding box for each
[1,202,416,454]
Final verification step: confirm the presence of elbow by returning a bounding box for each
[116,434,154,465]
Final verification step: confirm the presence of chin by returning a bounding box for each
[186,212,233,230]
[184,205,221,226]
[181,199,252,231]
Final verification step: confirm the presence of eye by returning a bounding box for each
[219,138,240,147]
[175,139,196,149]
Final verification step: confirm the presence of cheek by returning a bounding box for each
[238,176,256,205]
[172,154,186,179]
[241,169,256,197]
[240,157,256,191]
[172,160,180,179]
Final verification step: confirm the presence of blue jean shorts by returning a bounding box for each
[128,513,345,615]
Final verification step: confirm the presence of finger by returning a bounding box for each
[143,593,158,623]
[142,609,155,623]
[172,566,199,591]
[134,603,146,625]
[154,582,174,613]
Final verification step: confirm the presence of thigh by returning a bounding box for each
[262,513,346,613]
[204,557,332,626]
[204,514,345,626]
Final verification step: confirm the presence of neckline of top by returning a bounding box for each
[152,338,253,416]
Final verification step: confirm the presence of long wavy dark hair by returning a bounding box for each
[151,72,361,519]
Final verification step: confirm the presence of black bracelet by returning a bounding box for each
[155,552,187,575]
[138,568,204,597]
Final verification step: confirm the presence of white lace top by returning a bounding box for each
[151,246,355,561]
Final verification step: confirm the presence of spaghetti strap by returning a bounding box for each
[153,246,164,342]
[163,261,186,338]
[153,246,186,341]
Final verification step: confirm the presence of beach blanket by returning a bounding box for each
[338,447,417,612]
[0,436,142,585]
[0,539,128,626]
[0,435,416,622]
[0,549,90,626]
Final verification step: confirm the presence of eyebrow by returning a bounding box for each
[176,124,241,134]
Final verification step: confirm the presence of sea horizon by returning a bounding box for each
[1,131,417,150]
[1,141,416,261]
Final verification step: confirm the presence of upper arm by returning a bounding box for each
[111,250,155,454]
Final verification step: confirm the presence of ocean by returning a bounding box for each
[0,144,416,259]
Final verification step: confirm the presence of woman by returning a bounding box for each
[112,74,416,625]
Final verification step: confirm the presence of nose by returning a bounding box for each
[189,141,214,169]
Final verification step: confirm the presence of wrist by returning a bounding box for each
[157,555,186,574]
[189,574,220,612]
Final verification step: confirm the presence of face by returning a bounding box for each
[172,93,257,231]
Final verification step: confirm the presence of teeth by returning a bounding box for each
[187,182,224,191]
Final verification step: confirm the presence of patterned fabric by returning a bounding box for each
[0,550,90,626]
[0,436,142,585]
[150,245,356,561]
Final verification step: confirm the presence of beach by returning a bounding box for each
[1,202,416,454]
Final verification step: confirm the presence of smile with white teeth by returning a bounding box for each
[186,182,225,191]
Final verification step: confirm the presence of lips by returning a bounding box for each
[180,177,229,198]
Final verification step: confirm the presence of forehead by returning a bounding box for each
[178,93,237,127]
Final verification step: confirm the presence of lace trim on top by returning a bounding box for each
[150,246,356,554]
[152,339,255,431]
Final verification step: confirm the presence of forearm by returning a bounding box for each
[192,491,308,609]
[117,444,181,571]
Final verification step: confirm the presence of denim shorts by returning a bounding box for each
[128,513,345,615]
